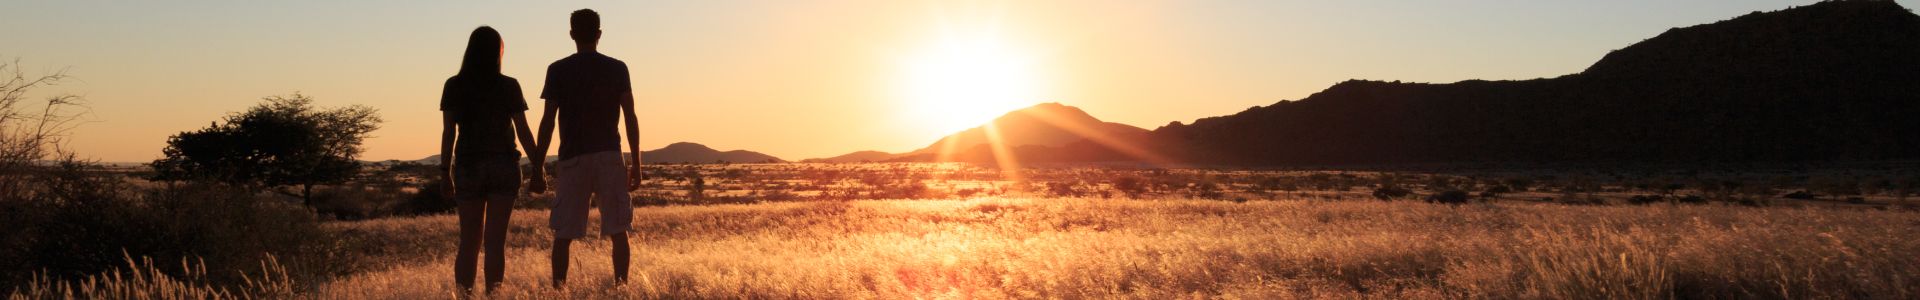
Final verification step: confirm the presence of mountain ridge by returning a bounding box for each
[1096,0,1920,165]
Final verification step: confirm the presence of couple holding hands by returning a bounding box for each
[438,9,637,293]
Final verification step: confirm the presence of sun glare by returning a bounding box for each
[899,31,1044,135]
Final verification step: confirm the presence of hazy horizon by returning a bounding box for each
[4,0,1901,162]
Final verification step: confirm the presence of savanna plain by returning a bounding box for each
[8,163,1920,299]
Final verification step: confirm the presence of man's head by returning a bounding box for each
[570,9,601,50]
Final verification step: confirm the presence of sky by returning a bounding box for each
[3,0,1905,162]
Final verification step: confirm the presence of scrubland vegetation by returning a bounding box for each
[11,194,1920,299]
[7,159,1920,299]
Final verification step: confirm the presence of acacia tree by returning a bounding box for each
[149,93,380,206]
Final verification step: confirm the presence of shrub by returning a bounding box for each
[1677,195,1709,204]
[396,178,456,215]
[955,188,983,198]
[0,161,329,290]
[1426,190,1471,204]
[1628,195,1665,205]
[1046,181,1083,197]
[309,184,408,220]
[1558,195,1608,206]
[1111,176,1147,198]
[1502,178,1535,192]
[1189,180,1225,199]
[1373,186,1413,200]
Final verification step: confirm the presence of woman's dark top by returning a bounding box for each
[441,74,528,158]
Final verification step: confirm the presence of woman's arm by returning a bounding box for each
[440,111,458,197]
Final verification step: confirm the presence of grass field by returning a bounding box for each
[14,197,1920,299]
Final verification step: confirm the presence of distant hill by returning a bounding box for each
[803,103,1147,163]
[801,150,896,163]
[412,142,785,165]
[642,142,785,164]
[884,103,1148,162]
[1062,0,1920,166]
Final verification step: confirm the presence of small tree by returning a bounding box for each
[149,94,380,206]
[0,59,87,200]
[688,171,706,200]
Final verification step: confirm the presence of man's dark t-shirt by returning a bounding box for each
[440,74,528,158]
[541,52,631,161]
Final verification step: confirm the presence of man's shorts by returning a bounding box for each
[453,154,521,202]
[549,150,634,239]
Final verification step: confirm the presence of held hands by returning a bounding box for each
[522,165,545,193]
[527,164,548,194]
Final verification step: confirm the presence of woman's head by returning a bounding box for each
[459,26,503,76]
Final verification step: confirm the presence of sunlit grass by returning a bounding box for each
[15,197,1920,299]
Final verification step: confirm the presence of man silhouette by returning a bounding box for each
[534,8,641,288]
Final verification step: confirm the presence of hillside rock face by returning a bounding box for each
[1145,0,1920,165]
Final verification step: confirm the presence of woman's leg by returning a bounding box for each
[482,193,514,292]
[454,199,486,292]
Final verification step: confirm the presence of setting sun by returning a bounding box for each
[897,29,1045,135]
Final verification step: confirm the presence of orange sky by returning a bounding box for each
[0,0,1872,162]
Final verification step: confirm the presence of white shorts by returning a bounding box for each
[549,150,633,239]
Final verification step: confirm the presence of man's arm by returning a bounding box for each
[439,112,457,197]
[535,101,560,163]
[621,91,640,191]
[512,113,545,193]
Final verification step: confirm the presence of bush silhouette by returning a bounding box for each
[1782,190,1818,200]
[1112,176,1148,198]
[1372,186,1412,200]
[1628,195,1666,205]
[0,160,327,287]
[1426,190,1470,204]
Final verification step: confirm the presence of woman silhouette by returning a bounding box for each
[439,26,544,294]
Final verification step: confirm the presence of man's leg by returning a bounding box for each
[548,157,591,289]
[595,151,636,284]
[550,237,571,288]
[611,233,629,284]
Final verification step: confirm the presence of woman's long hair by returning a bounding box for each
[458,26,503,76]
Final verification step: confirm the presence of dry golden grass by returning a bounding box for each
[16,198,1920,299]
[6,254,294,300]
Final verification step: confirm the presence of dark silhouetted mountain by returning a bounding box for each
[411,155,449,165]
[888,103,1148,162]
[802,150,898,163]
[1118,0,1920,165]
[642,142,786,164]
